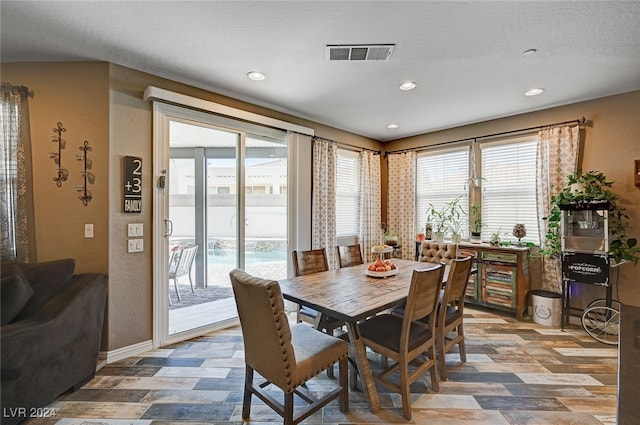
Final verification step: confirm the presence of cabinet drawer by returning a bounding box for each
[458,248,478,259]
[481,251,517,264]
[482,263,516,308]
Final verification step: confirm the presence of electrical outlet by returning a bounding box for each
[85,224,94,238]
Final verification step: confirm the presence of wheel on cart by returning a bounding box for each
[586,298,621,312]
[581,298,620,345]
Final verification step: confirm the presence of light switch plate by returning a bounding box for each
[85,224,94,238]
[127,223,143,237]
[128,239,144,253]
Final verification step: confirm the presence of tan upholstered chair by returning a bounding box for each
[436,256,473,381]
[419,242,457,264]
[229,269,349,425]
[336,244,363,268]
[358,265,444,420]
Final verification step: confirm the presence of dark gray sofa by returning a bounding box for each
[1,258,108,425]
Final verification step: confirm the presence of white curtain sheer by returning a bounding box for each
[1,83,35,262]
[312,138,338,269]
[387,151,417,260]
[359,150,381,263]
[536,125,580,293]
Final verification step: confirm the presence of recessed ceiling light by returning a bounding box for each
[247,71,266,81]
[387,123,399,129]
[399,81,417,91]
[522,48,537,57]
[525,88,544,96]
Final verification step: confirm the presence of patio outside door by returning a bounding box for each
[158,109,288,343]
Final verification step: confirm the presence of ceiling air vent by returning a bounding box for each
[326,44,395,62]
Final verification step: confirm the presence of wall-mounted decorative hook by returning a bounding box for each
[76,140,93,206]
[50,122,67,187]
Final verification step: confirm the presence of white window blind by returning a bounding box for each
[336,150,361,237]
[481,137,539,244]
[416,148,469,236]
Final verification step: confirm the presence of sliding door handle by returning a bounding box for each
[164,219,173,237]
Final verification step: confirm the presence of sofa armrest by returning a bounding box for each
[1,273,108,410]
[12,258,76,321]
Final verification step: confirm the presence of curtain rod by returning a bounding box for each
[1,83,34,98]
[312,135,381,154]
[385,116,588,155]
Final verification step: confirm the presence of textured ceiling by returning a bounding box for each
[2,1,640,141]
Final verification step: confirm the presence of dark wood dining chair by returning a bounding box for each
[292,248,329,277]
[437,255,473,381]
[336,244,363,268]
[292,248,345,377]
[229,269,348,425]
[358,265,444,420]
[292,248,343,332]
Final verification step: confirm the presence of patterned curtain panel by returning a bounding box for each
[536,125,580,293]
[359,150,381,263]
[312,138,338,269]
[387,151,417,260]
[0,83,35,262]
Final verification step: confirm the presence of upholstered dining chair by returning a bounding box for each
[336,244,364,268]
[358,265,444,420]
[436,255,473,381]
[229,269,349,425]
[418,242,457,264]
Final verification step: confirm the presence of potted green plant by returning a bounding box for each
[446,197,466,243]
[490,229,502,246]
[426,203,447,241]
[541,170,639,264]
[384,229,399,247]
[470,203,482,243]
[426,197,466,242]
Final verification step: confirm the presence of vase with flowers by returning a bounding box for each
[513,223,527,246]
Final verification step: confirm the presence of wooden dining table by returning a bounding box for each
[278,258,445,413]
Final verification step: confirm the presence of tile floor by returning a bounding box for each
[28,307,621,425]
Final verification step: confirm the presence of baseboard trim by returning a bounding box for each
[103,340,153,364]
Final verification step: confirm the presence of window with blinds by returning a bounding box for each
[480,136,539,244]
[336,149,361,237]
[416,147,469,236]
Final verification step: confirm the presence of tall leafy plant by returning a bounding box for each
[426,204,448,234]
[541,170,639,264]
[446,197,466,238]
[470,203,482,235]
[426,196,466,236]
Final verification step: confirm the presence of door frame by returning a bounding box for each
[149,92,315,349]
[153,103,247,347]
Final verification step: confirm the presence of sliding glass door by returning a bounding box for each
[154,104,288,344]
[168,121,241,336]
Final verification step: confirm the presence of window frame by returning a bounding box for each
[479,134,539,245]
[412,134,540,246]
[335,148,361,239]
[415,146,470,238]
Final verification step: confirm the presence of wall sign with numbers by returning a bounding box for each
[123,156,142,213]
